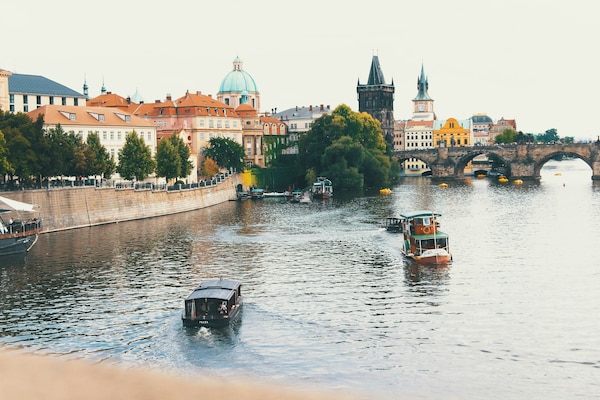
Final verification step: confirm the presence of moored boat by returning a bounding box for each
[250,188,265,199]
[311,177,333,199]
[0,196,43,257]
[400,211,452,265]
[382,216,404,233]
[182,278,243,328]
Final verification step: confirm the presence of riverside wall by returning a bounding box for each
[2,174,241,233]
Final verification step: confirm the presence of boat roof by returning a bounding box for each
[185,279,241,301]
[400,210,441,219]
[0,196,39,213]
[414,232,449,239]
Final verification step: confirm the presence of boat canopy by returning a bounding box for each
[0,196,39,213]
[400,210,441,219]
[413,232,449,240]
[186,279,241,301]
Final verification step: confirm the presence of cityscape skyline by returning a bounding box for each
[4,0,598,140]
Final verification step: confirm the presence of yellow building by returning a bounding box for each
[433,117,471,147]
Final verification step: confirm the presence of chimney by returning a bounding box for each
[309,105,312,111]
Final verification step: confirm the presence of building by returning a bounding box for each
[261,115,288,166]
[357,55,395,143]
[3,71,86,113]
[27,104,157,177]
[489,118,517,143]
[400,64,437,175]
[217,57,260,111]
[433,118,472,147]
[273,104,331,155]
[471,113,493,145]
[236,102,264,168]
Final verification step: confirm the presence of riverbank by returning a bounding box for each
[1,174,241,232]
[0,349,359,400]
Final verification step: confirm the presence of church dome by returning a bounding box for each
[218,57,258,93]
[471,114,493,123]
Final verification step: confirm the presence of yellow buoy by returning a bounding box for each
[379,188,392,195]
[513,179,523,185]
[439,183,448,188]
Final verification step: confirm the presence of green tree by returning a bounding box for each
[0,130,13,175]
[85,132,115,179]
[298,104,392,191]
[117,130,156,181]
[536,128,560,143]
[169,134,193,179]
[493,128,518,144]
[202,137,245,171]
[155,139,181,182]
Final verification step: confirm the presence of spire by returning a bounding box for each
[367,55,386,86]
[101,77,106,95]
[414,63,431,100]
[83,74,89,100]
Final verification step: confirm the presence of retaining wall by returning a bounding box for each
[2,174,241,233]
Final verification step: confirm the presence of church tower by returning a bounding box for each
[412,64,435,120]
[357,55,395,143]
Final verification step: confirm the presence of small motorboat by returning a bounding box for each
[182,278,243,328]
[400,210,452,265]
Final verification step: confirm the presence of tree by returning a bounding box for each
[85,132,115,179]
[493,128,518,144]
[155,139,181,183]
[200,157,219,178]
[536,128,560,143]
[202,137,245,171]
[168,134,193,179]
[298,104,393,191]
[0,130,13,176]
[117,130,156,181]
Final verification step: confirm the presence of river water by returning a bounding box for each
[1,159,599,399]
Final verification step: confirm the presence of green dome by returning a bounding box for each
[218,57,258,93]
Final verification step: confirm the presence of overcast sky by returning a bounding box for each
[4,0,599,139]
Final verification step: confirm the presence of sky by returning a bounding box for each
[4,0,599,140]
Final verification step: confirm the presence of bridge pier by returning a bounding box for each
[510,161,540,181]
[591,160,600,180]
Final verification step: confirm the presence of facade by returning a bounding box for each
[433,118,472,147]
[403,120,434,175]
[27,104,157,172]
[261,115,288,166]
[4,72,86,113]
[357,55,395,143]
[471,113,493,145]
[217,57,260,111]
[273,104,331,155]
[489,118,517,143]
[236,103,264,168]
[0,69,11,111]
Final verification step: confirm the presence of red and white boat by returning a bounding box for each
[400,211,452,265]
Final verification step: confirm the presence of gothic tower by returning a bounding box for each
[357,55,395,143]
[412,63,435,120]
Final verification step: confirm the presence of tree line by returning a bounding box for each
[0,110,246,188]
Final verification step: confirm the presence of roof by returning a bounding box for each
[218,57,258,94]
[8,73,84,97]
[186,279,241,301]
[27,104,156,128]
[400,210,442,219]
[87,92,133,110]
[273,105,331,121]
[367,55,386,86]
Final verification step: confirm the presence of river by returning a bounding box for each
[1,158,598,399]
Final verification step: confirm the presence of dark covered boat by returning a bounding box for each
[0,196,43,257]
[182,279,242,328]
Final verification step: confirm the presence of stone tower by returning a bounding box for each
[357,55,395,143]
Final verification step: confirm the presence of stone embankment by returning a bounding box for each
[2,174,241,232]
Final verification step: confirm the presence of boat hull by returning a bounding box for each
[0,233,39,256]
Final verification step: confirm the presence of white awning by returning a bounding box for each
[0,196,38,213]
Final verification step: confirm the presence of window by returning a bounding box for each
[23,105,28,112]
[62,97,67,106]
[110,131,114,140]
[98,114,105,122]
[9,94,14,103]
[49,96,54,105]
[74,98,79,106]
[23,95,28,104]
[36,96,41,105]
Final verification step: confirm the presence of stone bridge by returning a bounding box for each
[394,143,600,180]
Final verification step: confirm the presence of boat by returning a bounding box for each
[182,278,243,328]
[250,188,265,199]
[289,188,304,203]
[382,216,404,233]
[0,196,43,257]
[311,177,333,199]
[400,211,452,265]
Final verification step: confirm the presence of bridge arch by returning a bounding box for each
[533,150,593,178]
[455,150,509,178]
